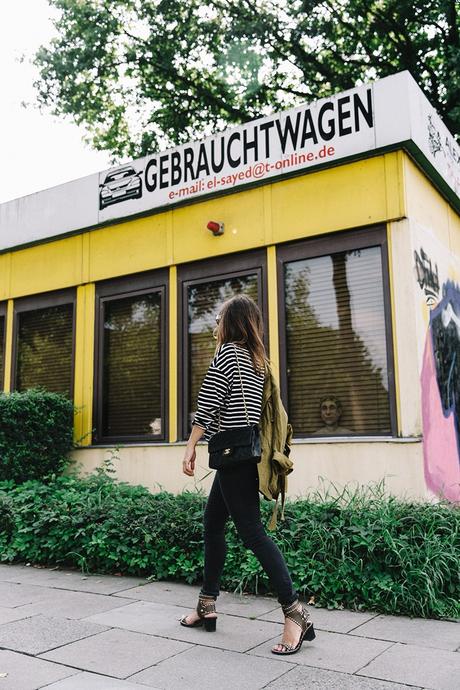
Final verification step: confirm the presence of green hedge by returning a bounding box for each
[0,388,75,483]
[0,463,458,619]
[0,491,14,541]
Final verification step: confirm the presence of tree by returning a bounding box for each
[33,0,459,160]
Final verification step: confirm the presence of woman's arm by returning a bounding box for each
[182,424,205,476]
[182,348,232,476]
[193,365,230,432]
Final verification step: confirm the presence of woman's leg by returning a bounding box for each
[182,472,229,624]
[200,470,230,599]
[216,462,298,605]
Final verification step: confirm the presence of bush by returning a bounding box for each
[0,464,458,619]
[0,489,15,547]
[0,388,75,483]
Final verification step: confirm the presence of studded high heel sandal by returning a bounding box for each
[271,599,315,655]
[179,594,217,632]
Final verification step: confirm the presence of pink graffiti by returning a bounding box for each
[421,334,460,501]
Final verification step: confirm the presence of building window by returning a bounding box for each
[12,290,76,399]
[178,250,267,440]
[278,226,396,437]
[0,303,6,391]
[94,270,168,443]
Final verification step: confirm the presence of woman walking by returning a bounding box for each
[180,294,315,655]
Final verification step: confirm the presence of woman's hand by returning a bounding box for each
[182,424,205,476]
[183,445,196,476]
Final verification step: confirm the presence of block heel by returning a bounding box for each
[203,616,217,632]
[305,621,315,641]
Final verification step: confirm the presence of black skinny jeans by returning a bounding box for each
[200,461,298,605]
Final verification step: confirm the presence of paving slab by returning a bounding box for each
[115,580,279,618]
[42,671,156,689]
[357,641,460,690]
[0,605,37,626]
[39,627,192,678]
[259,603,380,633]
[264,665,423,689]
[128,644,295,690]
[111,581,201,608]
[215,590,280,617]
[0,649,76,690]
[0,582,51,608]
[0,614,109,655]
[0,564,148,595]
[350,613,460,651]
[12,588,135,621]
[85,599,284,653]
[248,630,393,673]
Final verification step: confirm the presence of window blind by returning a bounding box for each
[15,304,74,397]
[187,274,258,433]
[102,292,162,437]
[284,247,391,436]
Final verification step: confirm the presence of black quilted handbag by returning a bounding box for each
[208,345,261,470]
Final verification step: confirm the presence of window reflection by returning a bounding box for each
[16,304,73,397]
[0,313,4,390]
[285,246,391,436]
[102,292,162,437]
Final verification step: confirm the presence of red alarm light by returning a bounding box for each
[207,221,224,236]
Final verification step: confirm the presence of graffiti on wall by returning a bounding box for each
[417,246,460,501]
[414,248,440,306]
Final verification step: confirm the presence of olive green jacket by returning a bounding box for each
[257,364,294,530]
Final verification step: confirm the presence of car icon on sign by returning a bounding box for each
[99,165,143,210]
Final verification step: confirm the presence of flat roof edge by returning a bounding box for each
[1,71,458,253]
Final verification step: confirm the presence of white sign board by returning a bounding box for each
[0,71,458,252]
[98,81,375,222]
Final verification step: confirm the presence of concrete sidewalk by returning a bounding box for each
[0,564,458,690]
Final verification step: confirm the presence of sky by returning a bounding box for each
[0,0,113,204]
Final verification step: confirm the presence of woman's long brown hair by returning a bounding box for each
[214,294,267,372]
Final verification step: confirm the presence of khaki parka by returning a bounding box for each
[257,363,294,530]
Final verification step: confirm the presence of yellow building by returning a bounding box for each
[1,71,459,502]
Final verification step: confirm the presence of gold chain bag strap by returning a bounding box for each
[208,344,261,470]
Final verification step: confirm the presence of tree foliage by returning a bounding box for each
[33,0,459,160]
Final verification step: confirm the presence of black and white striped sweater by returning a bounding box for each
[193,342,265,442]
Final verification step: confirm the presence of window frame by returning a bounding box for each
[93,269,169,445]
[276,224,397,438]
[0,302,7,391]
[177,249,268,441]
[11,288,77,399]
